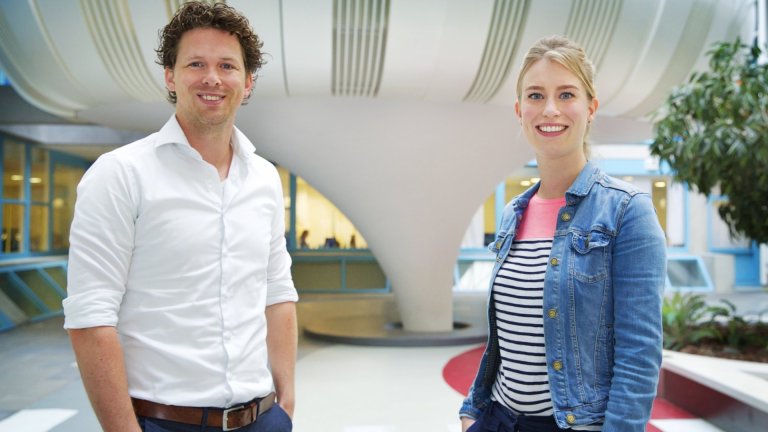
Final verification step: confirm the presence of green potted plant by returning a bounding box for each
[662,291,721,351]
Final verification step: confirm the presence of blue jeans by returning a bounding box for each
[467,401,565,432]
[138,404,292,432]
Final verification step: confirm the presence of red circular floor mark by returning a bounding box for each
[442,345,485,396]
[442,344,695,431]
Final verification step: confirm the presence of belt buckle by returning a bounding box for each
[222,404,245,431]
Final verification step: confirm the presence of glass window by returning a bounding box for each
[504,174,536,204]
[3,139,25,200]
[52,164,85,250]
[651,178,668,235]
[345,261,387,289]
[16,269,62,311]
[30,205,49,252]
[30,147,50,203]
[295,177,367,249]
[2,204,24,253]
[483,191,495,237]
[0,274,44,317]
[293,262,342,290]
[277,166,291,235]
[44,266,67,291]
[665,181,685,247]
[666,256,713,290]
[668,259,706,287]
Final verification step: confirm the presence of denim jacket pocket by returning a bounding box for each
[488,232,506,253]
[569,230,610,283]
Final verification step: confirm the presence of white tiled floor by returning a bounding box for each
[0,316,751,431]
[293,344,469,432]
[649,419,727,432]
[0,410,76,432]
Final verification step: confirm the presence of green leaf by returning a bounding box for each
[651,39,768,243]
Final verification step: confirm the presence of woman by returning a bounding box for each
[459,36,666,431]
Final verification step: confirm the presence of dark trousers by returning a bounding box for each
[138,404,292,432]
[468,401,567,432]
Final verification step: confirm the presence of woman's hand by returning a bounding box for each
[461,416,476,432]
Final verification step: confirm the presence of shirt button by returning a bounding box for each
[566,414,576,424]
[550,257,559,266]
[548,309,557,319]
[561,212,571,222]
[495,240,502,249]
[552,360,563,371]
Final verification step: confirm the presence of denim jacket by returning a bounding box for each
[460,162,666,431]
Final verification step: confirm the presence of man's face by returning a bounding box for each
[164,27,253,130]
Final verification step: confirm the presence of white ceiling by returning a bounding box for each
[0,0,755,138]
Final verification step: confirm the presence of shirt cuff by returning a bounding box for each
[62,289,122,329]
[265,278,298,306]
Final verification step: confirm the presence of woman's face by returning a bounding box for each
[515,58,598,164]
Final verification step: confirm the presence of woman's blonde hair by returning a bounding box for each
[516,36,596,158]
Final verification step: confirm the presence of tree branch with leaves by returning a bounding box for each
[651,39,768,244]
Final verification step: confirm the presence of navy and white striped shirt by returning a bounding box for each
[491,239,603,431]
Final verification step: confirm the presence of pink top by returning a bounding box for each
[515,193,566,240]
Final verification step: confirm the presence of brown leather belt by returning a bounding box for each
[132,392,275,431]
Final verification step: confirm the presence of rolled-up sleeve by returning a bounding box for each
[63,153,137,329]
[264,170,298,306]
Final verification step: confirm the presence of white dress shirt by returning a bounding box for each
[63,116,298,408]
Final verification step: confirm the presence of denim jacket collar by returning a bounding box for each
[491,161,600,254]
[565,160,601,203]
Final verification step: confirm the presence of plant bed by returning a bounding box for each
[663,292,768,363]
[679,342,768,363]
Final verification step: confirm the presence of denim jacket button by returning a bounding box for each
[550,257,559,266]
[566,414,576,424]
[561,212,571,222]
[552,360,563,371]
[548,308,557,319]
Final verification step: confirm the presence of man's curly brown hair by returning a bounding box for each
[156,1,264,104]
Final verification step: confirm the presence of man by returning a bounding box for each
[63,3,297,431]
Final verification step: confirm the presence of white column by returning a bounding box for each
[239,98,530,332]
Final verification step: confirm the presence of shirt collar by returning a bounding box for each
[154,115,256,161]
[230,124,256,161]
